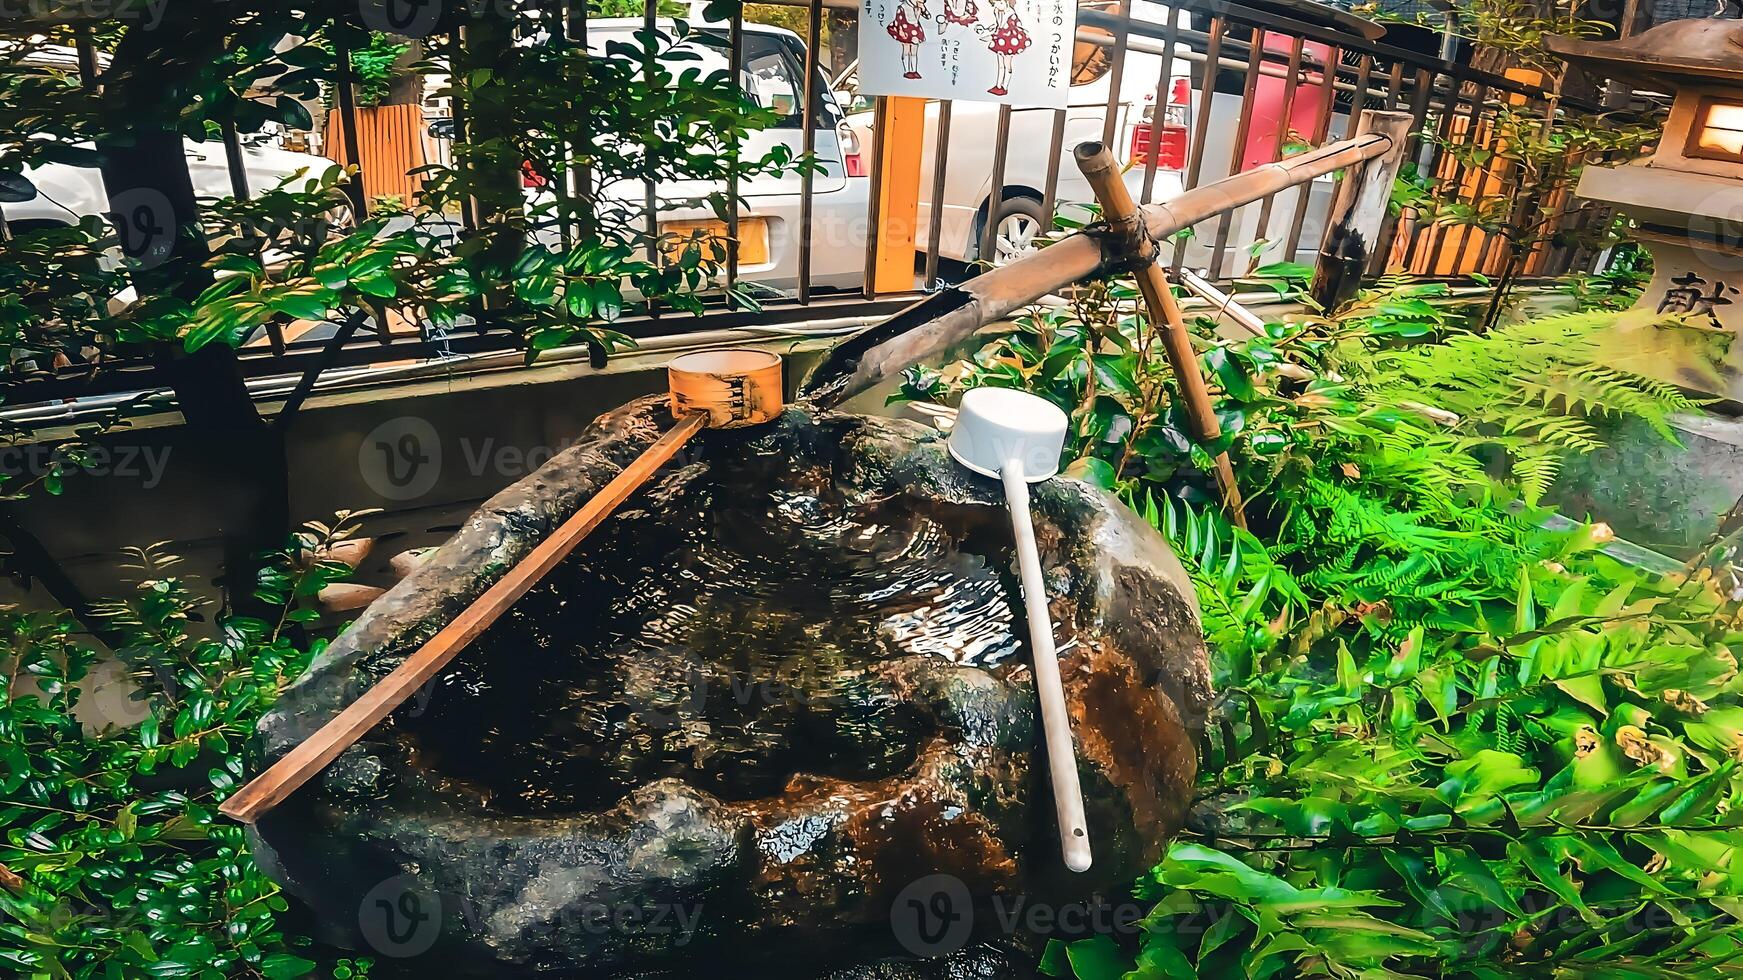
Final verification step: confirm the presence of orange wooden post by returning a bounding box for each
[873,96,928,293]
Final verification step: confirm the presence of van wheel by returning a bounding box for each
[977,196,1047,266]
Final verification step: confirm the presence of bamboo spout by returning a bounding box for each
[805,129,1402,410]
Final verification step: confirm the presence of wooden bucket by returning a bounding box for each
[667,350,784,429]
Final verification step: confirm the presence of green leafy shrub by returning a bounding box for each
[1,514,376,978]
[0,9,799,373]
[910,279,1743,976]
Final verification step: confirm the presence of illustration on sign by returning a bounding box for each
[858,0,1075,106]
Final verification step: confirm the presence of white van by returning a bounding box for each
[0,44,337,237]
[836,0,1195,265]
[508,19,872,296]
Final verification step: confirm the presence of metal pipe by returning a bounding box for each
[797,0,823,303]
[1138,5,1182,205]
[1208,26,1267,279]
[1038,108,1067,237]
[1173,16,1224,272]
[1177,269,1267,336]
[1099,0,1134,149]
[1284,45,1339,262]
[925,101,954,288]
[727,11,744,293]
[980,105,1014,266]
[1245,35,1306,272]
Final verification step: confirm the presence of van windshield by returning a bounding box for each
[607,29,836,131]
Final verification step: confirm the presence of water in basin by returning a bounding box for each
[393,449,1035,815]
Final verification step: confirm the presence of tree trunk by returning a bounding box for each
[95,10,289,619]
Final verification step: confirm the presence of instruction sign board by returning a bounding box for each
[857,0,1076,107]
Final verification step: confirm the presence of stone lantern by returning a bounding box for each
[1549,19,1743,353]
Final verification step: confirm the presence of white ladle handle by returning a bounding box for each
[1001,460,1093,873]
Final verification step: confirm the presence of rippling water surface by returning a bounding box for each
[397,451,1028,814]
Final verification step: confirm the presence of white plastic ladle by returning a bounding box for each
[946,387,1093,873]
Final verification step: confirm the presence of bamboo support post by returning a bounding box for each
[1073,142,1247,530]
[1311,109,1414,311]
[220,411,709,824]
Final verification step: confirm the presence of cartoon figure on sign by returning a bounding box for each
[942,0,977,28]
[886,0,931,79]
[977,0,1031,96]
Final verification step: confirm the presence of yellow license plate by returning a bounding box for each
[660,217,769,268]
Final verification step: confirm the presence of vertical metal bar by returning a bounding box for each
[1318,53,1373,257]
[1244,34,1305,272]
[863,96,888,299]
[1423,82,1487,274]
[448,26,477,234]
[1450,92,1501,273]
[1404,69,1435,163]
[797,0,823,304]
[1139,4,1182,204]
[1373,66,1430,275]
[642,0,661,316]
[1410,76,1465,272]
[1099,0,1133,148]
[75,29,100,91]
[1172,16,1224,272]
[566,1,591,240]
[1182,17,1224,195]
[925,101,955,288]
[727,11,743,294]
[220,120,251,200]
[1283,45,1338,262]
[1209,25,1267,279]
[1038,108,1067,236]
[1349,54,1373,124]
[332,38,369,218]
[980,104,1014,265]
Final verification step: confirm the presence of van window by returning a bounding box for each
[685,31,842,130]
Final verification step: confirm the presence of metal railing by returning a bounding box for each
[1,0,1643,409]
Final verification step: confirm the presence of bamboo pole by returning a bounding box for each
[1074,142,1247,529]
[806,129,1399,407]
[220,412,709,824]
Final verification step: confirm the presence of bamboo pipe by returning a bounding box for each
[1074,141,1248,529]
[806,131,1397,408]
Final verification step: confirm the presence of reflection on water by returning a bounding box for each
[395,450,1030,815]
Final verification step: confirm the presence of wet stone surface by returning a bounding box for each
[248,399,1211,977]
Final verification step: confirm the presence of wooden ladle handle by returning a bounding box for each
[220,411,708,825]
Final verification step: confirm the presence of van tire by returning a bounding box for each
[974,195,1048,267]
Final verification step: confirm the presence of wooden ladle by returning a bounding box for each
[220,349,784,824]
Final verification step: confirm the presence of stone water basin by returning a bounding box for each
[247,398,1212,977]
